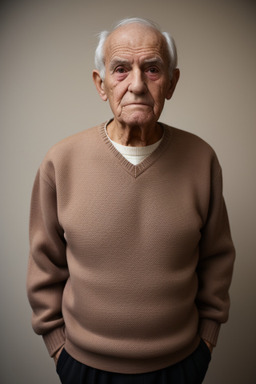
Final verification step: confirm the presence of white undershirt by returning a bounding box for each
[106,128,163,165]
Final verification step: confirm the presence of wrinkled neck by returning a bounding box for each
[106,119,163,147]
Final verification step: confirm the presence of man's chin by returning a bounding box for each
[120,111,156,127]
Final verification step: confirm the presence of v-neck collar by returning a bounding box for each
[98,120,173,179]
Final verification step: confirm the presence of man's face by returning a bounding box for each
[95,24,178,129]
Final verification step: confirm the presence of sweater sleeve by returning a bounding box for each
[27,165,69,357]
[197,157,235,346]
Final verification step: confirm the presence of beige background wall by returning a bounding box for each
[1,0,255,383]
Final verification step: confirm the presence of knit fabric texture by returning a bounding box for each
[27,122,235,374]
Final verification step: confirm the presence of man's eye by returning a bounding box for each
[115,67,126,73]
[148,67,159,73]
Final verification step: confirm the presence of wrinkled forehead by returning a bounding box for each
[104,24,169,64]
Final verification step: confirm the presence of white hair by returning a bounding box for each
[94,17,178,80]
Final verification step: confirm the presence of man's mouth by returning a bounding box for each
[123,102,151,107]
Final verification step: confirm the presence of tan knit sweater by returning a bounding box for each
[27,122,235,374]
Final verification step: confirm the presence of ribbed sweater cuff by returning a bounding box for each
[43,325,66,357]
[199,319,221,346]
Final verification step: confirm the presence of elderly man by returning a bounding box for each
[27,18,235,384]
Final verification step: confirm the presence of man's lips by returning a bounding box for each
[122,102,152,107]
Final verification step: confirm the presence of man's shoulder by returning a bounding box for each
[52,124,102,151]
[38,123,106,176]
[43,123,105,160]
[163,124,216,155]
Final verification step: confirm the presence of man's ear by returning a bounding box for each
[92,70,108,101]
[166,68,180,100]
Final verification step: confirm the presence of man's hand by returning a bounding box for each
[53,346,64,365]
[203,339,214,353]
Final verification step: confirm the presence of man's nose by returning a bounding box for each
[128,69,147,94]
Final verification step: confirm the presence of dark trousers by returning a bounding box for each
[57,339,211,384]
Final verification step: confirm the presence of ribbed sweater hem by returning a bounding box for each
[43,326,66,357]
[199,319,221,346]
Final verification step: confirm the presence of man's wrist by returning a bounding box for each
[203,339,214,353]
[53,346,64,365]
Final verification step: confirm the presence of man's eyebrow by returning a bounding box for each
[109,58,131,71]
[143,57,164,66]
[108,57,164,71]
